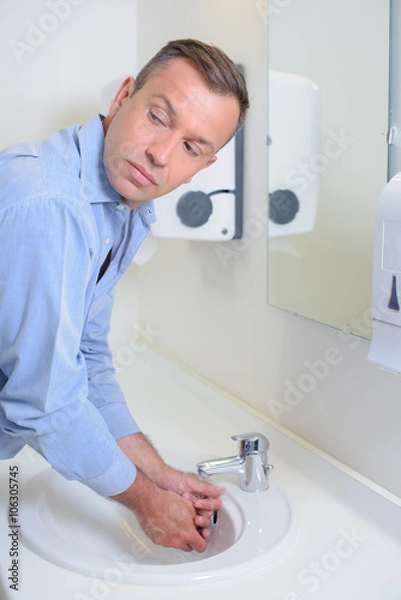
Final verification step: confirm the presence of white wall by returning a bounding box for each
[1,0,138,147]
[121,0,401,498]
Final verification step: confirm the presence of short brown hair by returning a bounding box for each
[132,39,249,136]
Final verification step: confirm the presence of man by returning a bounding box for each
[0,39,249,552]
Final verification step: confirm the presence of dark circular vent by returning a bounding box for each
[176,191,213,228]
[269,189,300,225]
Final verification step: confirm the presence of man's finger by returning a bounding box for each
[193,496,222,511]
[188,530,208,553]
[194,514,212,528]
[189,478,226,497]
[196,509,214,518]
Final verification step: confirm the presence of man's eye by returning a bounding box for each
[184,142,199,157]
[149,111,165,126]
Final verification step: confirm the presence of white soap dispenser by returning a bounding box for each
[368,171,401,373]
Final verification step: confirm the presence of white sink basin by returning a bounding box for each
[20,452,298,586]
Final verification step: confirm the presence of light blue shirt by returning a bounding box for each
[0,115,156,496]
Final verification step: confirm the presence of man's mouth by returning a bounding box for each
[127,161,157,187]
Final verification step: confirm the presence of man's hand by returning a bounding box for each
[116,433,225,543]
[110,470,208,552]
[156,467,225,539]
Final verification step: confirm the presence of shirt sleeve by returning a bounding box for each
[0,196,137,497]
[80,288,141,441]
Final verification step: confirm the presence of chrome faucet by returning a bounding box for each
[196,432,274,492]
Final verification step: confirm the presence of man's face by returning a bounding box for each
[102,57,240,209]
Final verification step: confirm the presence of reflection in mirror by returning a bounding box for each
[267,0,390,340]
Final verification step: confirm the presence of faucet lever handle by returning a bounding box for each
[231,432,270,456]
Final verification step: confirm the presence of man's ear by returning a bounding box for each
[183,155,218,184]
[107,76,136,118]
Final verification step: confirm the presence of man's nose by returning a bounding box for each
[146,133,178,167]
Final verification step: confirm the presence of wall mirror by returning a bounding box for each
[267,0,391,340]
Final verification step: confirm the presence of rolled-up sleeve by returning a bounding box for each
[0,196,137,497]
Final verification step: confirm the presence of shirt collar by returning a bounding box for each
[77,115,156,224]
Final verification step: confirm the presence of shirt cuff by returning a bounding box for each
[97,401,141,441]
[81,450,137,497]
[19,400,139,498]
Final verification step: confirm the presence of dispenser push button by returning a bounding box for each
[388,274,400,311]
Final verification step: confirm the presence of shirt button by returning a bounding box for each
[116,204,125,211]
[105,238,110,245]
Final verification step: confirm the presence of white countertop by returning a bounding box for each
[0,349,400,599]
